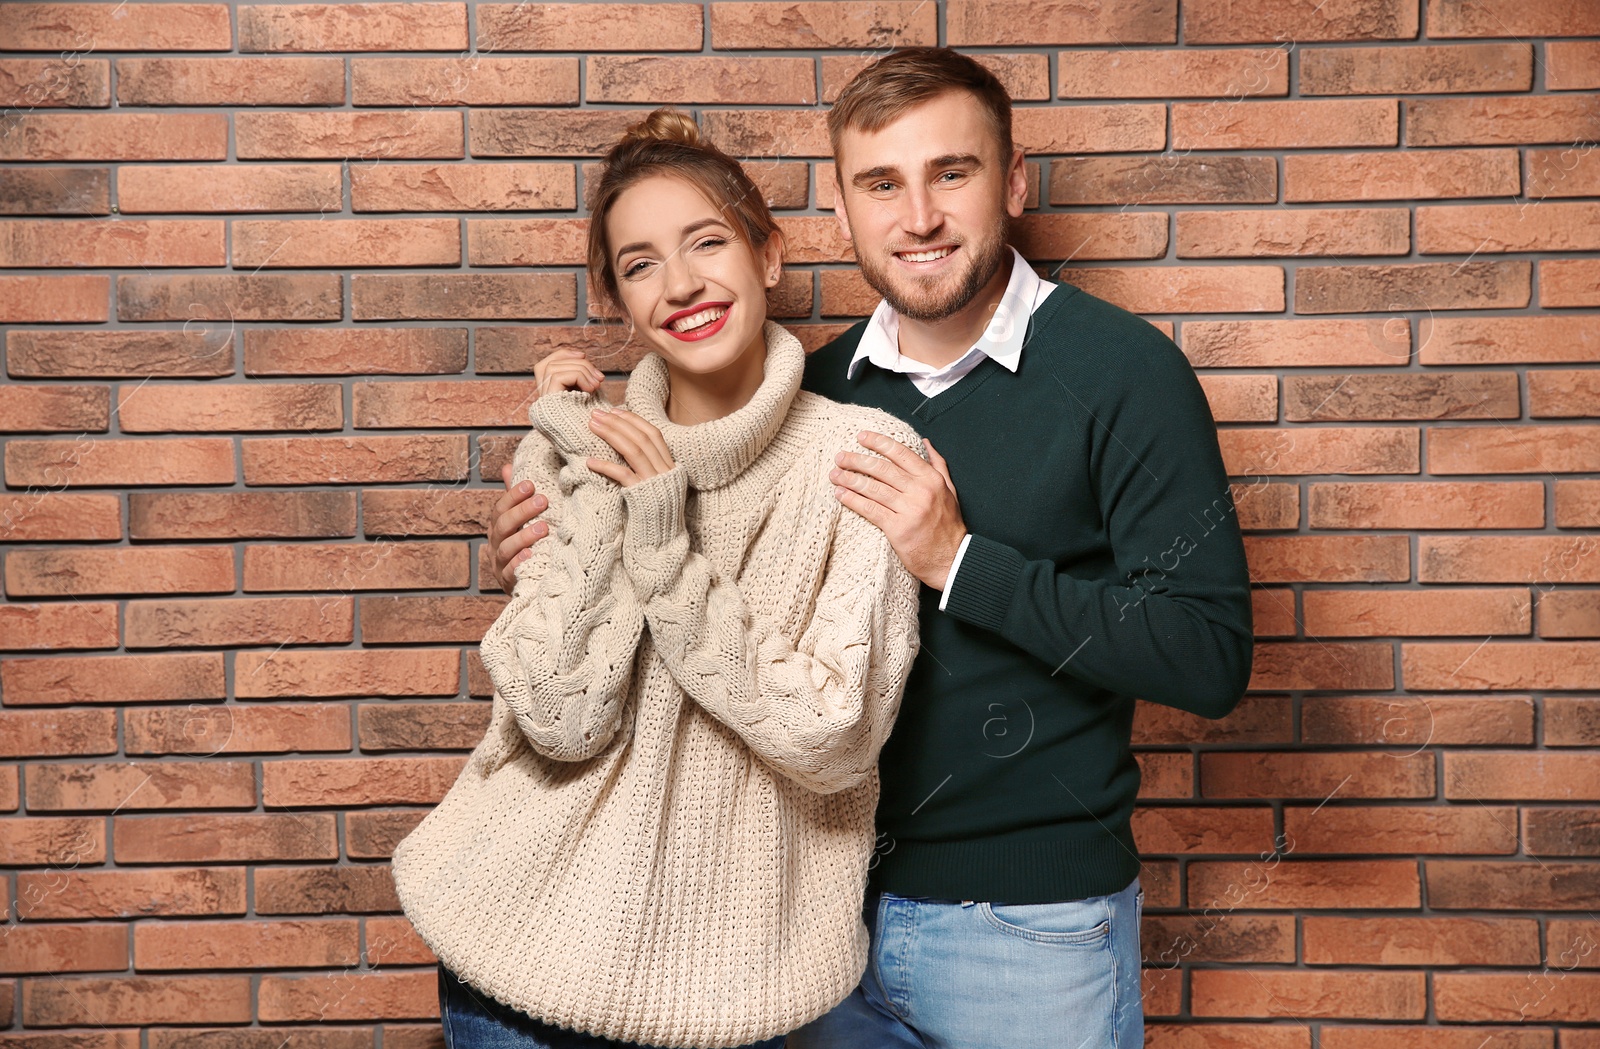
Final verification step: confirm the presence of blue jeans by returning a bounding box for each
[787,875,1144,1049]
[437,963,788,1049]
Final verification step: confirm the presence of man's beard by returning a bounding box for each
[857,215,1009,323]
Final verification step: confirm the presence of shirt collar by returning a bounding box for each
[847,244,1045,380]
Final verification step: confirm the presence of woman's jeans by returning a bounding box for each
[786,875,1145,1049]
[437,963,789,1049]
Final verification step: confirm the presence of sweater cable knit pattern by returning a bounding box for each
[390,321,925,1048]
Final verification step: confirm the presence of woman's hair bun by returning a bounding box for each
[620,107,704,150]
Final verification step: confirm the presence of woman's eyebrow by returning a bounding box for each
[614,217,729,263]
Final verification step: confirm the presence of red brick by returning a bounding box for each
[1173,99,1397,149]
[1436,971,1600,1022]
[476,3,702,51]
[1427,0,1600,36]
[1429,860,1600,911]
[1220,427,1419,475]
[1527,145,1600,198]
[0,274,107,322]
[1198,375,1276,422]
[1202,752,1431,800]
[1131,806,1277,854]
[1445,751,1600,801]
[1235,483,1301,531]
[246,327,468,375]
[0,922,125,973]
[118,273,342,322]
[1429,425,1600,474]
[135,918,359,971]
[1134,695,1291,744]
[0,113,227,161]
[1183,319,1409,367]
[0,652,224,705]
[1296,261,1530,313]
[1177,208,1408,257]
[119,382,342,433]
[233,218,460,268]
[1301,695,1535,746]
[587,55,814,105]
[124,702,352,755]
[1303,916,1537,965]
[1425,315,1599,364]
[0,4,232,50]
[948,0,1176,44]
[4,546,234,597]
[0,492,122,543]
[28,760,255,811]
[1051,156,1278,206]
[1249,641,1396,690]
[1557,480,1600,528]
[466,218,586,266]
[358,699,491,751]
[351,56,576,106]
[1304,588,1529,638]
[23,974,252,1026]
[115,813,337,864]
[1288,805,1517,856]
[1244,535,1409,583]
[263,756,466,806]
[258,966,430,1020]
[236,110,463,160]
[118,164,342,214]
[0,166,110,214]
[242,434,469,484]
[1251,588,1297,635]
[0,384,109,432]
[1013,105,1166,153]
[352,162,574,213]
[1407,96,1600,147]
[243,542,468,592]
[1146,1023,1306,1048]
[353,379,543,428]
[12,868,236,920]
[1421,536,1600,583]
[1301,43,1532,94]
[2,434,233,486]
[1542,595,1600,640]
[1184,0,1418,43]
[352,273,574,320]
[125,595,355,648]
[1185,861,1418,918]
[1058,48,1289,98]
[1193,968,1425,1019]
[254,864,401,916]
[1548,41,1600,90]
[234,648,459,698]
[1012,212,1168,262]
[0,57,109,111]
[1286,371,1516,421]
[1406,640,1600,690]
[1525,806,1600,853]
[1542,259,1600,308]
[1142,915,1296,968]
[0,601,119,649]
[1057,265,1283,313]
[1418,202,1600,254]
[360,489,496,539]
[238,3,468,52]
[1531,370,1600,418]
[129,491,356,542]
[712,2,936,48]
[1285,148,1520,201]
[696,110,829,157]
[0,710,118,759]
[117,56,345,105]
[1309,482,1544,530]
[0,217,226,267]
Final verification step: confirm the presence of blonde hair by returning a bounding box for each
[586,107,779,317]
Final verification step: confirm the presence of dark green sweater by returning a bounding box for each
[801,279,1253,904]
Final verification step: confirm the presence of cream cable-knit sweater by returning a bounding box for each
[391,321,925,1048]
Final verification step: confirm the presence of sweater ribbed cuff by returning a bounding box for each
[621,461,690,599]
[939,532,1026,634]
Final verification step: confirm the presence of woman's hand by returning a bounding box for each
[587,405,676,487]
[534,347,606,398]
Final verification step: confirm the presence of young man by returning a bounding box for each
[485,46,1252,1049]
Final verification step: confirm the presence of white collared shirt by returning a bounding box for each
[844,245,1057,611]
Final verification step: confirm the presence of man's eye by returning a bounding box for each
[938,171,964,182]
[872,181,895,192]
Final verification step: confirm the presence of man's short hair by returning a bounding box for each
[826,46,1014,167]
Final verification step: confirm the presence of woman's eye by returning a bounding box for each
[622,260,650,278]
[695,237,726,250]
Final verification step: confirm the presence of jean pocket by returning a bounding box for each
[979,899,1113,945]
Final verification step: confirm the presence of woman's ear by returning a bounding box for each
[761,227,785,288]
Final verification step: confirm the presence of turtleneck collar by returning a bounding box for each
[529,320,804,492]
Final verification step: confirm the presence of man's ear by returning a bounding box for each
[1005,145,1027,220]
[761,226,785,288]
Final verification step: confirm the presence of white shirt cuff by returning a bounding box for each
[938,533,974,612]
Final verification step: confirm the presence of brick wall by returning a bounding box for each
[2,0,1598,1044]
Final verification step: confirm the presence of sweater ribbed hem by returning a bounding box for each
[938,532,1026,634]
[866,822,1143,905]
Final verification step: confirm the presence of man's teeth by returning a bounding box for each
[898,246,954,263]
[669,305,728,332]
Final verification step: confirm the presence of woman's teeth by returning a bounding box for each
[898,247,954,262]
[669,305,728,333]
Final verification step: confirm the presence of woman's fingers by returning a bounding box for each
[534,349,606,396]
[589,408,676,483]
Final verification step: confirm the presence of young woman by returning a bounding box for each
[389,108,927,1049]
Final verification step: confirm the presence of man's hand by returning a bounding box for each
[830,433,966,591]
[488,463,549,595]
